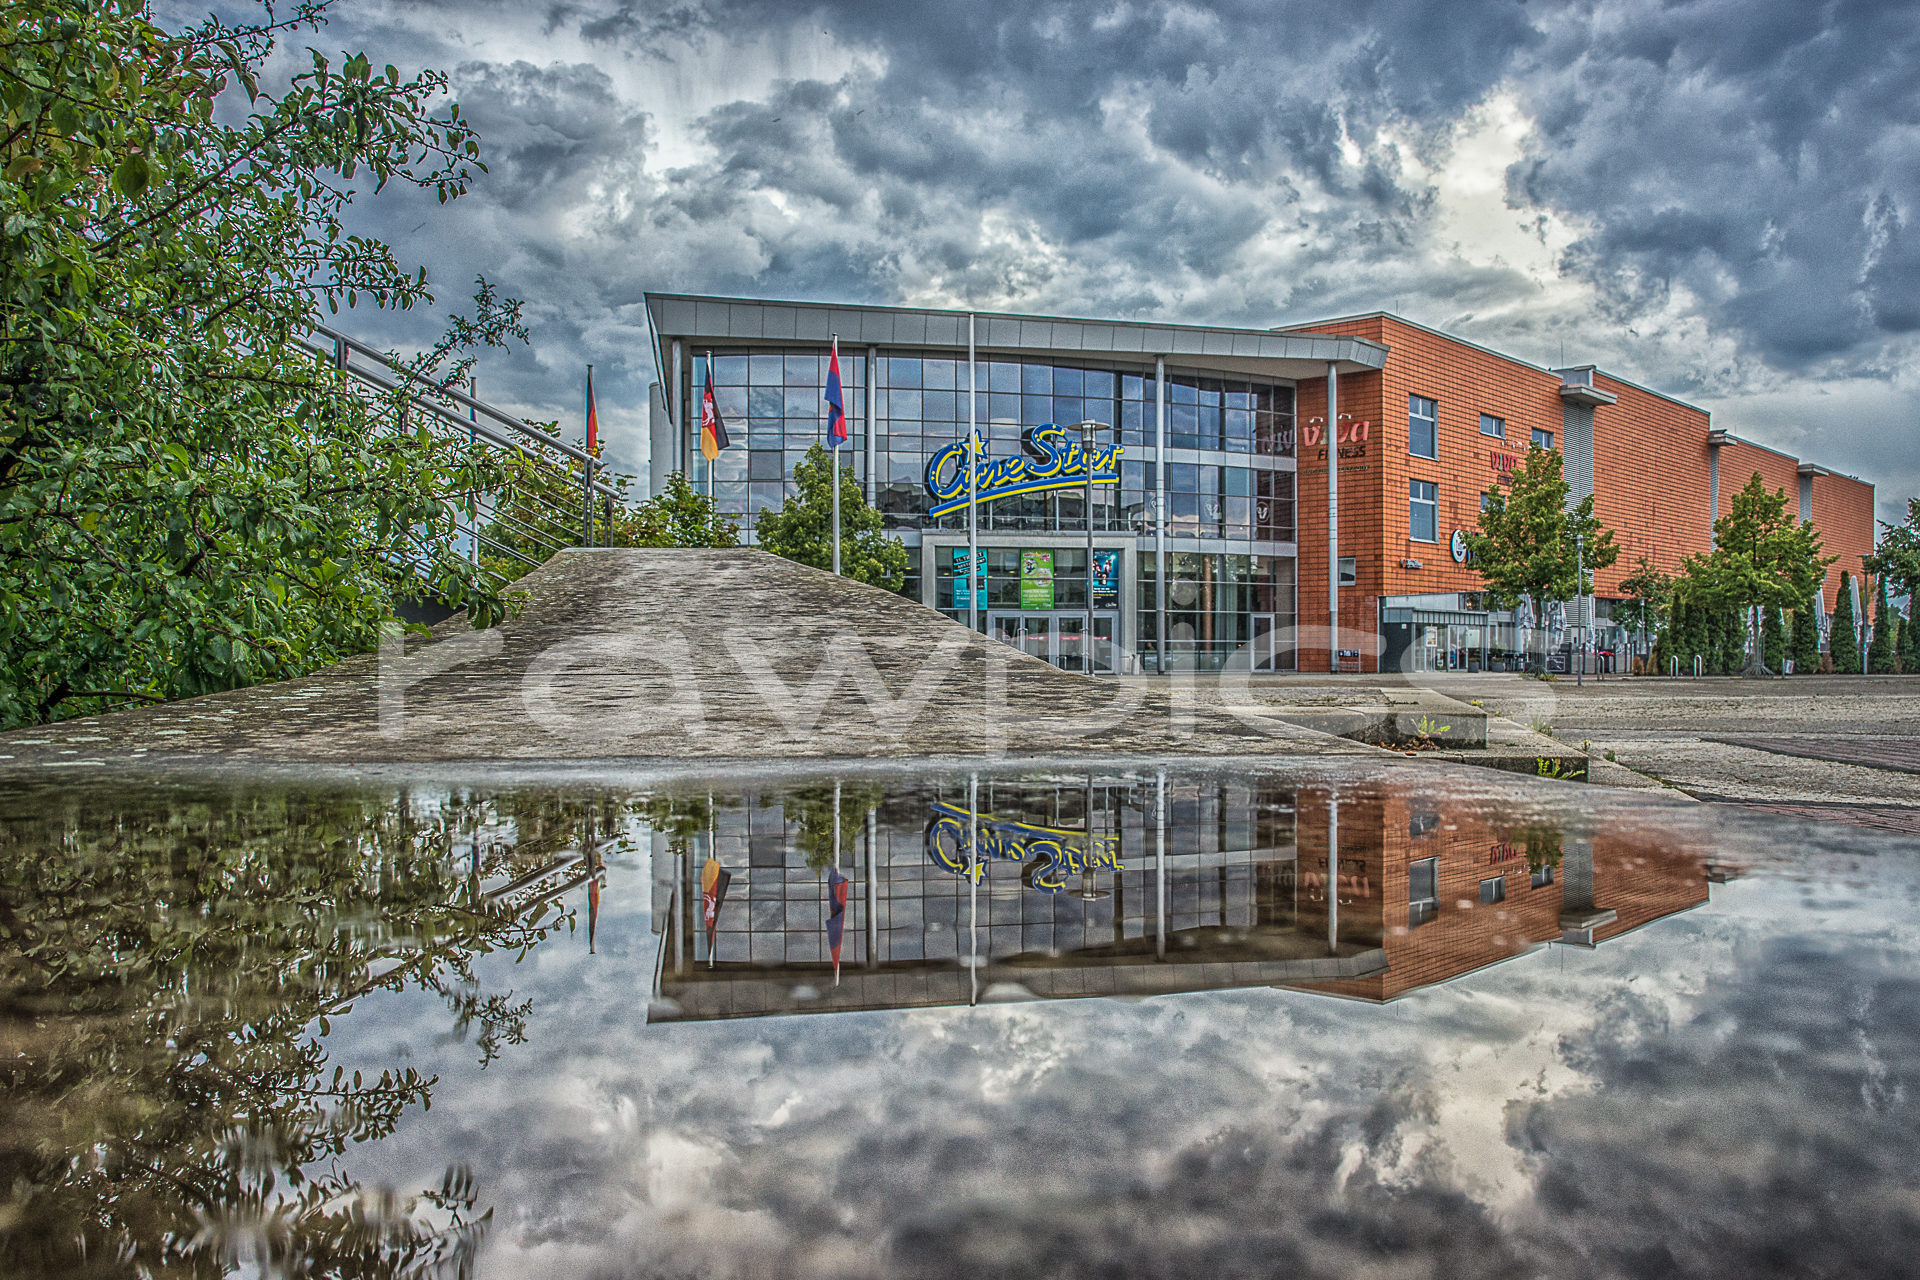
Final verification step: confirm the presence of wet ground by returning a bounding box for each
[4,758,1918,1278]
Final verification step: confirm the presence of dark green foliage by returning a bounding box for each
[1869,576,1898,673]
[1831,572,1861,672]
[0,0,520,725]
[754,443,909,592]
[1900,600,1918,674]
[1791,605,1820,674]
[1763,605,1787,673]
[1467,447,1619,668]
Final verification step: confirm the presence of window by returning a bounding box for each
[1480,876,1507,904]
[1338,556,1357,586]
[1479,413,1506,439]
[1409,811,1440,838]
[1409,480,1438,542]
[1409,395,1438,459]
[1531,427,1554,450]
[1480,492,1492,513]
[1531,864,1554,889]
[1409,857,1439,927]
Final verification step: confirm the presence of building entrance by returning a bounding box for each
[990,612,1120,673]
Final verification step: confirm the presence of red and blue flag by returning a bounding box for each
[826,866,849,982]
[824,339,848,449]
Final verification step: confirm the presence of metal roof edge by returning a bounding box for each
[1274,311,1564,380]
[642,292,1388,363]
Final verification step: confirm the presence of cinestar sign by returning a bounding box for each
[924,424,1121,518]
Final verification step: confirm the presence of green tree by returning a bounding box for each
[1901,598,1918,674]
[1762,604,1787,673]
[1678,473,1832,675]
[1831,572,1861,672]
[754,443,909,592]
[1790,604,1820,674]
[1617,556,1672,668]
[1869,575,1898,673]
[1865,497,1920,605]
[1466,447,1619,669]
[629,471,742,549]
[0,0,518,726]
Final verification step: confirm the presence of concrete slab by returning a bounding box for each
[0,549,1391,774]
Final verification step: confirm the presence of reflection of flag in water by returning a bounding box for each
[824,339,848,449]
[701,855,732,966]
[588,875,600,954]
[826,866,849,983]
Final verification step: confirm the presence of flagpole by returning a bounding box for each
[967,313,978,636]
[707,791,716,970]
[831,335,842,576]
[832,778,843,985]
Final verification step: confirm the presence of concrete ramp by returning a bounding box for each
[0,549,1387,771]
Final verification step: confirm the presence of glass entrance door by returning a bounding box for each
[1250,614,1276,671]
[990,612,1119,671]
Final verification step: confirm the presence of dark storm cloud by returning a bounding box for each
[1512,0,1920,368]
[279,0,1920,502]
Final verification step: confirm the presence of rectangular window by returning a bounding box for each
[1532,427,1554,450]
[1480,876,1506,904]
[1409,480,1438,542]
[1480,492,1491,513]
[1531,864,1554,889]
[1409,857,1439,928]
[1338,556,1357,586]
[1479,413,1506,439]
[1409,394,1438,459]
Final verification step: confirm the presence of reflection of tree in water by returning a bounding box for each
[0,783,630,1277]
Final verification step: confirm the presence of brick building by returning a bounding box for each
[646,295,1875,674]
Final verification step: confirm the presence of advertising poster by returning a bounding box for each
[1020,551,1054,609]
[1091,550,1119,610]
[951,549,986,610]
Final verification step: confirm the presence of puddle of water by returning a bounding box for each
[2,763,1917,1278]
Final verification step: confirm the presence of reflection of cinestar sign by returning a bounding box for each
[925,425,1121,519]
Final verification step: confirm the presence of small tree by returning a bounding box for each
[628,473,741,549]
[1763,605,1787,673]
[1617,556,1673,666]
[1831,572,1861,672]
[754,444,910,591]
[1679,473,1832,676]
[1790,605,1820,674]
[1467,448,1618,670]
[1901,599,1919,674]
[1865,497,1920,606]
[1869,576,1898,673]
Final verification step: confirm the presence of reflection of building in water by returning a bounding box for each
[648,778,1708,1021]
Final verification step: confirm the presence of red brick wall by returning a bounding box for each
[1717,440,1801,524]
[1292,316,1564,671]
[1589,375,1714,593]
[1811,472,1878,609]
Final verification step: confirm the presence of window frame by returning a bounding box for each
[1409,479,1439,543]
[1408,394,1439,460]
[1531,427,1555,451]
[1479,412,1506,439]
[1480,876,1507,904]
[1409,857,1439,928]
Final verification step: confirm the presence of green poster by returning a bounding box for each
[1020,550,1054,609]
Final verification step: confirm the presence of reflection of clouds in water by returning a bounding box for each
[323,835,1920,1279]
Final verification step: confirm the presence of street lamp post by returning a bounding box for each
[1074,419,1112,673]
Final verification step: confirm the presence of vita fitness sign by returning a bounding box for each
[925,425,1121,519]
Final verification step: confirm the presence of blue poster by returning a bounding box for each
[952,549,986,609]
[1091,550,1119,610]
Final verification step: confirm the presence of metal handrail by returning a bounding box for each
[297,332,622,501]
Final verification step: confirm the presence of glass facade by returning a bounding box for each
[680,347,1299,674]
[686,350,1295,541]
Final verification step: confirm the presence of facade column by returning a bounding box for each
[1326,361,1339,674]
[865,346,878,503]
[1155,355,1167,676]
[1155,770,1167,960]
[1327,793,1339,954]
[1557,838,1616,944]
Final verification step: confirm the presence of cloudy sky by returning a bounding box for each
[190,0,1920,525]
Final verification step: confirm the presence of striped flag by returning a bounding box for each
[824,339,848,449]
[701,855,732,965]
[700,355,731,461]
[826,866,849,983]
[585,366,599,454]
